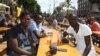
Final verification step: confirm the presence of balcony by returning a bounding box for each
[89,0,100,3]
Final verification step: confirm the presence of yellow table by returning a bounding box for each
[0,27,10,31]
[0,41,7,56]
[37,29,81,56]
[0,27,10,34]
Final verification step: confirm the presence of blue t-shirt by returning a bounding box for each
[28,20,44,44]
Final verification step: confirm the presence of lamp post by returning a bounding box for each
[53,0,55,19]
[48,3,51,14]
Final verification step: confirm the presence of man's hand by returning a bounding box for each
[63,31,68,37]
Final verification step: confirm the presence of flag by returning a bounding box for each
[16,6,22,18]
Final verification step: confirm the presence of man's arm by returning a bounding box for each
[33,30,46,38]
[29,36,34,48]
[11,38,32,55]
[83,35,91,56]
[40,30,47,37]
[33,30,41,38]
[63,31,69,37]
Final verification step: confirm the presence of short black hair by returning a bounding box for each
[32,14,42,20]
[68,14,77,19]
[20,12,30,19]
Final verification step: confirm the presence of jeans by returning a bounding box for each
[8,46,36,56]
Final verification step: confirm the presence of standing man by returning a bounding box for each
[64,14,96,56]
[53,18,58,29]
[7,12,34,56]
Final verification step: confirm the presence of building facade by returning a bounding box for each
[78,0,90,17]
[78,0,100,18]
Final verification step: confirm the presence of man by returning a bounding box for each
[63,14,96,56]
[53,18,58,29]
[28,14,46,55]
[28,14,46,43]
[7,12,34,56]
[33,15,45,36]
[0,14,5,27]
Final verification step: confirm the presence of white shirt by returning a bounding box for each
[66,23,96,56]
[37,23,44,33]
[53,19,57,25]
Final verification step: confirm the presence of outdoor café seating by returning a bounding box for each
[37,26,81,56]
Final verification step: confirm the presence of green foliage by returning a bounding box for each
[53,0,72,15]
[0,0,2,3]
[53,6,62,15]
[18,0,41,13]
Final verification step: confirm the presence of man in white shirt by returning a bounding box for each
[53,18,58,29]
[63,14,96,56]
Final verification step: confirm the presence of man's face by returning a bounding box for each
[68,16,77,27]
[35,17,42,24]
[20,15,31,27]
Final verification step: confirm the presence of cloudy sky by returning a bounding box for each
[37,0,77,13]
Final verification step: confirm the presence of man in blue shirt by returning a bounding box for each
[28,14,46,55]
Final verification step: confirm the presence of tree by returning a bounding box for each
[53,0,74,19]
[65,0,71,7]
[53,1,71,16]
[18,0,41,13]
[53,6,62,15]
[0,0,2,3]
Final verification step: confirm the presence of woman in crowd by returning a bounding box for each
[89,17,100,31]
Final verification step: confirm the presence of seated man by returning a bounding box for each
[7,12,34,56]
[28,14,46,55]
[34,15,46,37]
[0,14,5,27]
[63,14,96,56]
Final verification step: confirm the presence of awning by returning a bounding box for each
[0,3,10,8]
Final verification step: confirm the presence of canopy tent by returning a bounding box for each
[0,3,10,8]
[0,3,10,18]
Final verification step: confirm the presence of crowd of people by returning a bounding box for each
[1,10,100,56]
[5,12,47,56]
[78,15,100,31]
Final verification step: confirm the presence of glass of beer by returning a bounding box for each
[47,29,53,45]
